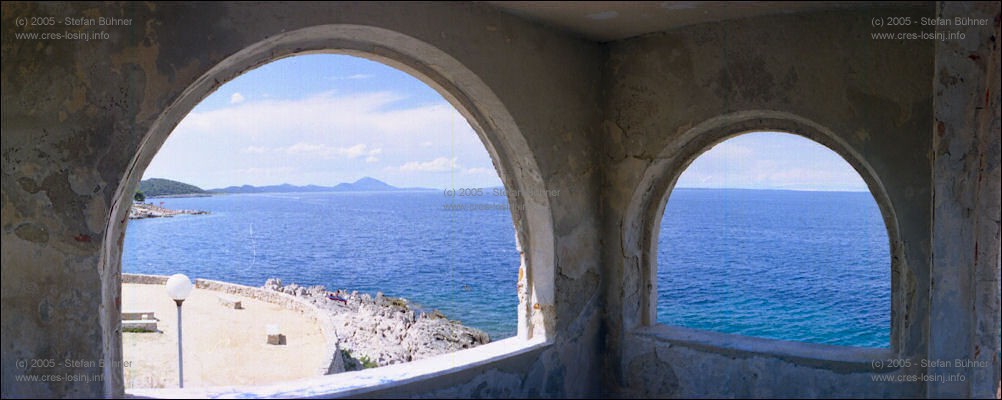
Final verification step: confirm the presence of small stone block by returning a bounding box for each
[123,320,158,332]
[266,324,285,345]
[218,294,243,309]
[267,333,286,345]
[122,310,156,320]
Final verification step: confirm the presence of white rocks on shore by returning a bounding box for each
[263,278,490,369]
[129,203,208,219]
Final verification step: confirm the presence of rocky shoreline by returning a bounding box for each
[263,279,490,369]
[129,202,208,219]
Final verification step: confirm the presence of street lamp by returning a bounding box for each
[165,274,193,388]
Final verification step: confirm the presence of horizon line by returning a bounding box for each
[144,176,870,194]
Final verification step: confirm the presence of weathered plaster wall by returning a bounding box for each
[3,1,999,399]
[1,2,604,398]
[601,6,939,398]
[345,345,552,399]
[929,2,1001,398]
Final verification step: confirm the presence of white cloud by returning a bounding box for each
[694,141,754,164]
[284,143,372,159]
[173,90,484,163]
[238,143,383,160]
[152,89,498,188]
[240,146,269,154]
[364,148,382,163]
[177,91,462,144]
[391,157,460,173]
[328,73,373,81]
[464,167,493,175]
[227,166,295,175]
[230,92,245,104]
[675,133,868,191]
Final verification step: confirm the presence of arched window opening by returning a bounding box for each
[121,54,520,390]
[657,131,890,348]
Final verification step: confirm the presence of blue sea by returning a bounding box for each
[658,189,889,348]
[124,189,889,347]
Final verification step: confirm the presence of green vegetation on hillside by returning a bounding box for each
[340,349,379,370]
[138,178,206,198]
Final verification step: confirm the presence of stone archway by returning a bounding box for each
[100,24,556,394]
[620,110,909,352]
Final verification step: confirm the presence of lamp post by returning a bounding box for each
[165,274,193,388]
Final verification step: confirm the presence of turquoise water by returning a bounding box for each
[123,191,520,338]
[658,189,890,348]
[123,189,890,346]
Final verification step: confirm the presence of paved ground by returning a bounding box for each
[122,283,326,389]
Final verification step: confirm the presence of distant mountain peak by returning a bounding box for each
[210,177,424,193]
[348,177,394,190]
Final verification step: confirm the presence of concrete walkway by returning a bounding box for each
[122,283,326,389]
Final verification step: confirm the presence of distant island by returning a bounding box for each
[138,178,209,198]
[135,177,430,198]
[209,177,430,194]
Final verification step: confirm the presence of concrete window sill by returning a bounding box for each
[127,336,549,399]
[634,324,897,373]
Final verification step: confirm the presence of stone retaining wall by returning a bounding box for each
[121,273,343,375]
[121,273,169,285]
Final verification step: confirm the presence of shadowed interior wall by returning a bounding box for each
[2,1,999,398]
[601,4,999,398]
[1,2,603,397]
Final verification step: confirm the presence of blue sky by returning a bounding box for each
[144,54,868,192]
[675,132,867,192]
[144,54,497,190]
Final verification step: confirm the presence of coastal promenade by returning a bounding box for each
[122,282,327,388]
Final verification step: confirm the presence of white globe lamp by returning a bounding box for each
[164,273,193,388]
[166,273,193,302]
